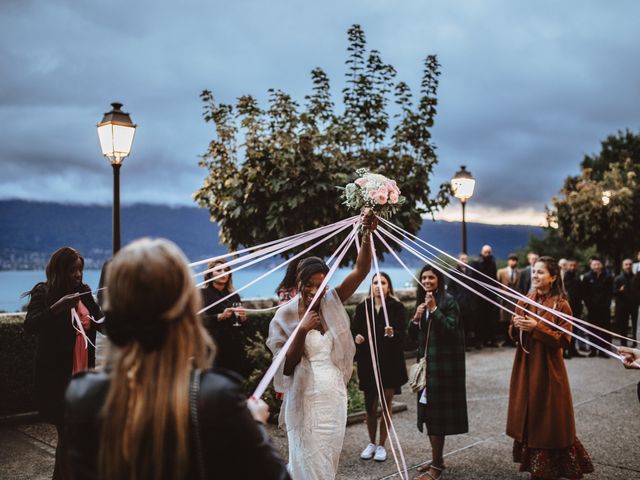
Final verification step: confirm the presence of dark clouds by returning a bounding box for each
[1,0,639,222]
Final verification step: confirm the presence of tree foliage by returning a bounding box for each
[549,155,640,270]
[194,24,451,262]
[580,129,640,181]
[517,224,596,269]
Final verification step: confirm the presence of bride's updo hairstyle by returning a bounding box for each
[100,238,214,480]
[295,256,330,290]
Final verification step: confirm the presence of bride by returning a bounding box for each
[267,213,377,479]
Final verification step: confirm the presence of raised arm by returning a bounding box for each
[335,211,378,303]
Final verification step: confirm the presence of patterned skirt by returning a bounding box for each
[513,437,594,479]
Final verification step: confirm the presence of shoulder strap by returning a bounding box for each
[190,369,206,480]
[423,313,433,360]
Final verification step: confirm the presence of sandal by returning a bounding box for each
[413,464,444,480]
[416,462,445,473]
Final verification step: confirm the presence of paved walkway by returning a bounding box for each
[1,347,638,479]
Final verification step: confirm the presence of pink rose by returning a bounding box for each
[376,192,388,205]
[389,191,399,204]
[355,178,368,188]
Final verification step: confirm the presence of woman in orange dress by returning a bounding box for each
[507,256,594,479]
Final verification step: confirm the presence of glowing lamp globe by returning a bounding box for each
[97,102,136,165]
[451,165,476,202]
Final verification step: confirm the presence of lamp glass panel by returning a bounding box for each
[97,124,114,156]
[112,124,135,157]
[452,178,476,200]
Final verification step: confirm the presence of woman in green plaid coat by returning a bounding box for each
[409,264,468,479]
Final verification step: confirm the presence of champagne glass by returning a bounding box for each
[232,301,242,327]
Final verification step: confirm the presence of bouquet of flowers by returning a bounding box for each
[339,168,406,219]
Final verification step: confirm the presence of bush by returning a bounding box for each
[0,314,37,415]
[0,299,418,417]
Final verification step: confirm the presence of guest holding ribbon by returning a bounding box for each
[409,264,468,480]
[507,256,594,480]
[23,247,102,480]
[200,259,249,378]
[65,238,290,480]
[352,271,408,463]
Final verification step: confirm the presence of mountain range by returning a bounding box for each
[0,200,544,270]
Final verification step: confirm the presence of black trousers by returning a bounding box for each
[53,423,70,480]
[587,305,612,351]
[459,302,476,346]
[615,302,639,346]
[476,299,497,344]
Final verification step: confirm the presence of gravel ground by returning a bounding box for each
[2,346,638,479]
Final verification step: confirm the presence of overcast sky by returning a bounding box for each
[1,0,639,225]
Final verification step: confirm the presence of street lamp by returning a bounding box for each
[451,165,476,254]
[97,102,136,254]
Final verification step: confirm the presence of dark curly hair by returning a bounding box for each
[535,256,566,299]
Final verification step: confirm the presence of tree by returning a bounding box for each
[580,129,640,181]
[194,25,451,262]
[549,158,640,272]
[516,223,596,269]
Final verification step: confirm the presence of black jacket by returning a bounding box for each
[563,270,583,315]
[200,287,248,378]
[581,270,613,311]
[352,296,408,391]
[471,255,498,301]
[65,369,290,480]
[614,272,640,308]
[447,266,477,313]
[24,282,101,424]
[518,266,533,295]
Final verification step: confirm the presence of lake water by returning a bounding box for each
[0,267,419,312]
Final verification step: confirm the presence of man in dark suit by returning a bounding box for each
[448,252,478,350]
[563,259,584,358]
[472,245,499,347]
[497,253,521,347]
[518,251,539,295]
[614,258,639,346]
[582,257,613,358]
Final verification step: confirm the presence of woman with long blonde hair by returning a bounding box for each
[65,238,289,480]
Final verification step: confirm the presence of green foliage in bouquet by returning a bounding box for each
[195,24,451,263]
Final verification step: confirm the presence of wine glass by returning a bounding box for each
[232,301,242,327]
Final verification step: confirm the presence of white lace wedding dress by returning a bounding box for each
[286,329,348,480]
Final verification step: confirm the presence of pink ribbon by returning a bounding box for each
[377,220,626,361]
[196,217,357,287]
[71,307,96,349]
[199,220,356,315]
[364,238,409,479]
[251,225,358,399]
[189,216,359,268]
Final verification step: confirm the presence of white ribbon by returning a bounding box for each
[199,220,357,315]
[252,226,357,399]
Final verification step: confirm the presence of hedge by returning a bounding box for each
[0,314,37,415]
[0,296,418,417]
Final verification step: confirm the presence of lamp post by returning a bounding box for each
[451,165,476,254]
[97,102,136,254]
